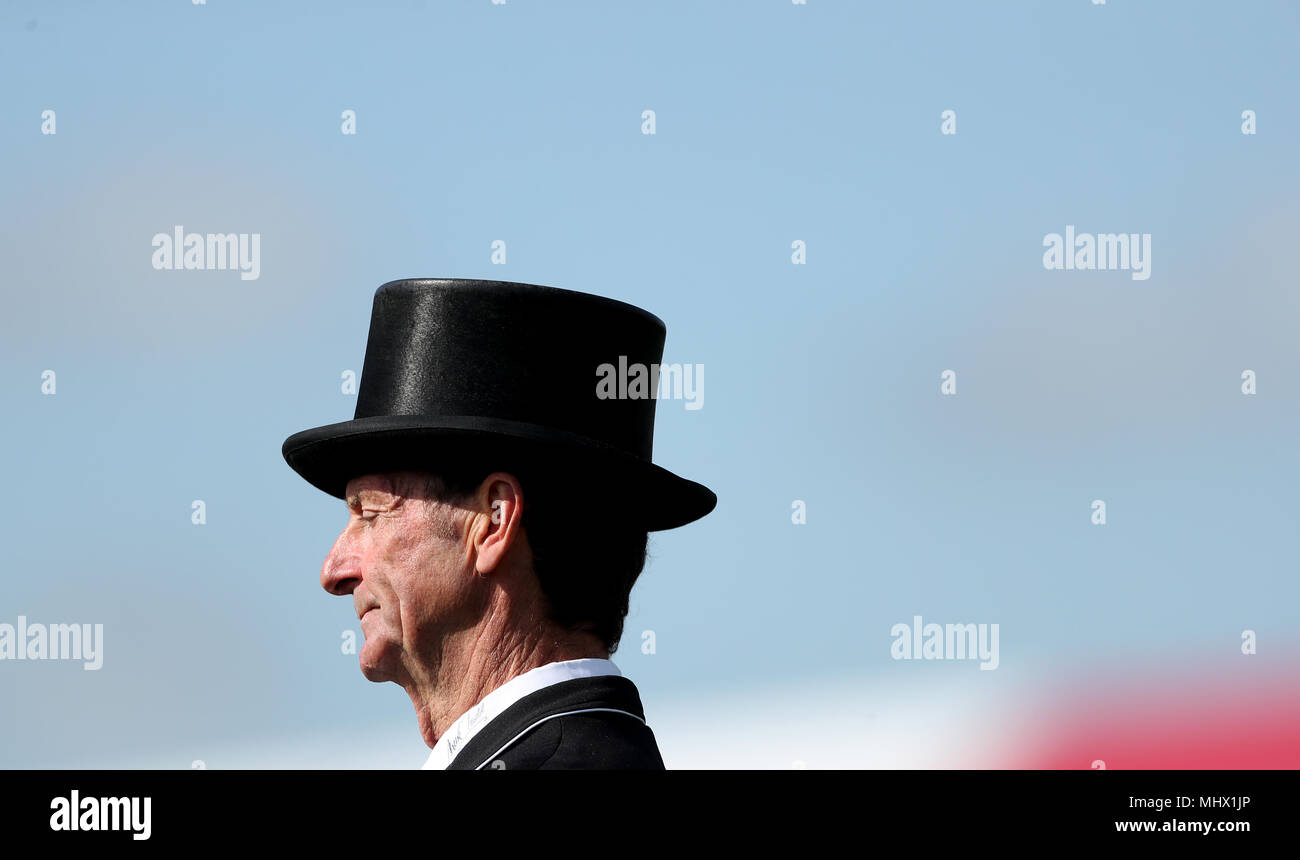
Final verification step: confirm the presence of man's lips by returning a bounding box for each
[358,606,378,621]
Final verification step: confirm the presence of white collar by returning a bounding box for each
[422,658,622,770]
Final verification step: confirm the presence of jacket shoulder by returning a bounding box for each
[490,710,665,770]
[447,675,666,770]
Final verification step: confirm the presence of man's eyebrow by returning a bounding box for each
[347,488,398,511]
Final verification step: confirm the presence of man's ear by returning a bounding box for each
[471,472,526,576]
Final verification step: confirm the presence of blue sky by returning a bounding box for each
[2,0,1297,767]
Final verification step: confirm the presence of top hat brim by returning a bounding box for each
[282,415,717,531]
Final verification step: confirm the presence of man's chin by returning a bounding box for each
[358,644,398,682]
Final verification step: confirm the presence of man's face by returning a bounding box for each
[320,472,480,685]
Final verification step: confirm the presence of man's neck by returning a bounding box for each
[409,630,607,749]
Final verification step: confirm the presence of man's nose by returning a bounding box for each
[320,529,362,596]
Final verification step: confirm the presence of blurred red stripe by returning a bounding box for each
[1019,671,1300,769]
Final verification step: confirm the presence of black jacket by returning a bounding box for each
[445,675,666,770]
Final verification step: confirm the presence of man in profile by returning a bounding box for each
[281,278,715,769]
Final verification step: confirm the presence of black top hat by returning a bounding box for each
[281,278,716,530]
